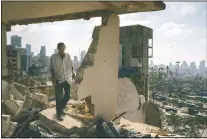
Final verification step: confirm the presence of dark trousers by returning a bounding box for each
[55,81,70,116]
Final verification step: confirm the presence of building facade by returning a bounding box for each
[7,45,26,74]
[21,55,31,72]
[120,25,153,72]
[119,25,153,99]
[199,60,206,73]
[11,35,22,48]
[40,46,46,57]
[26,44,31,55]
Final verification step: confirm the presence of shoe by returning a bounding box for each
[57,115,64,121]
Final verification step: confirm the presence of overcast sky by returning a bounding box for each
[7,2,207,65]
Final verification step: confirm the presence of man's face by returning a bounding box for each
[58,45,66,55]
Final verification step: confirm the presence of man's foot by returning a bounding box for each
[57,115,64,121]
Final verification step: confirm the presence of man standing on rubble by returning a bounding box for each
[50,42,76,121]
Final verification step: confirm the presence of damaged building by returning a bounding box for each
[1,1,177,138]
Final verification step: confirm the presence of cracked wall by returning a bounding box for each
[117,78,146,123]
[72,14,120,121]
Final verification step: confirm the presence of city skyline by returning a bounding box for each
[6,2,207,65]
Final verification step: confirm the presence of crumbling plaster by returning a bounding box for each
[75,14,120,121]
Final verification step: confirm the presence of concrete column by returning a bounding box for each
[2,23,8,76]
[77,14,120,121]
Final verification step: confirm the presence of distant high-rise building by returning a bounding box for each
[74,56,78,62]
[169,62,173,70]
[199,60,205,73]
[190,62,197,69]
[190,62,197,73]
[11,35,22,47]
[40,46,46,57]
[180,61,189,73]
[81,50,86,62]
[26,44,31,55]
[54,48,58,54]
[21,55,31,72]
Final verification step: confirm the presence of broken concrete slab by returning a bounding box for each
[64,105,94,125]
[2,114,11,123]
[116,78,146,124]
[29,93,48,103]
[2,115,18,137]
[145,102,161,128]
[2,98,19,115]
[117,118,159,137]
[2,117,10,136]
[39,108,85,134]
[14,82,28,96]
[77,14,120,121]
[201,127,207,137]
[11,96,33,122]
[8,82,25,101]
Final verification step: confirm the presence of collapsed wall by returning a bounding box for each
[71,14,120,121]
[116,78,146,123]
[116,78,161,127]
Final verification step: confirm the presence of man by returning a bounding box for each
[50,42,75,121]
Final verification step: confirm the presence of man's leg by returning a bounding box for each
[61,81,71,114]
[55,83,64,120]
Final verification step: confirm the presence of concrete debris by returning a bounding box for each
[39,108,85,134]
[2,115,18,137]
[28,93,48,109]
[11,96,33,122]
[116,78,146,123]
[14,82,28,96]
[8,82,25,101]
[145,102,161,127]
[2,98,19,115]
[1,79,180,138]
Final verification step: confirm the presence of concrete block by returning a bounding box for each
[8,82,25,101]
[145,102,161,127]
[11,96,33,122]
[2,115,17,137]
[14,82,28,96]
[39,108,84,134]
[116,78,146,124]
[3,98,19,115]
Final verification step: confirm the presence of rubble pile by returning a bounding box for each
[2,79,182,138]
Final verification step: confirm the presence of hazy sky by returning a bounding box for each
[7,2,207,65]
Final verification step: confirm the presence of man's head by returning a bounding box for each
[57,42,66,56]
